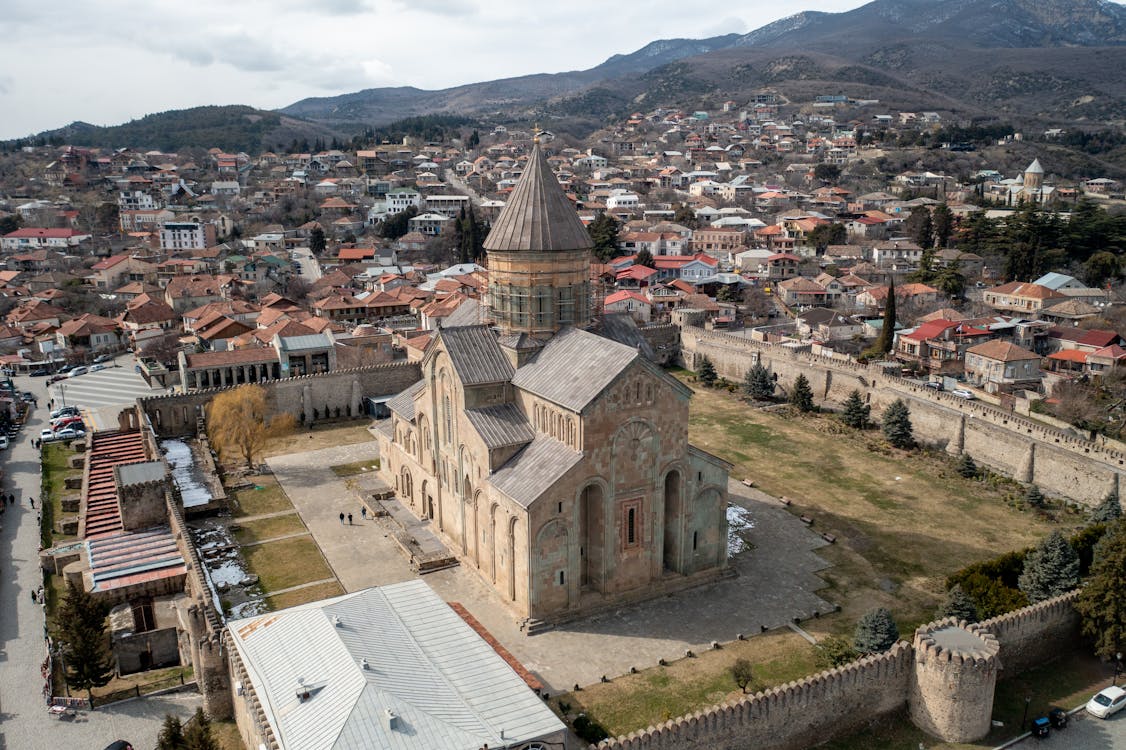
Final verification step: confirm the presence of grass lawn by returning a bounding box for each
[265,580,345,611]
[242,536,334,593]
[329,458,381,477]
[212,720,245,750]
[678,373,1063,632]
[89,665,194,707]
[263,422,375,458]
[821,649,1112,749]
[231,513,306,545]
[230,476,294,518]
[558,630,818,736]
[41,443,81,547]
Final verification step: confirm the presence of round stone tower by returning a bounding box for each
[909,618,1000,742]
[483,137,593,339]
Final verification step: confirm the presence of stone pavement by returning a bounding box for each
[0,373,200,750]
[269,442,835,692]
[1008,709,1126,749]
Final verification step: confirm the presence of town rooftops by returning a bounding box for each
[967,339,1041,362]
[226,579,565,750]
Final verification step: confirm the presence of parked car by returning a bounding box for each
[923,381,944,391]
[52,417,84,431]
[67,366,88,377]
[48,374,68,385]
[39,428,56,442]
[57,364,75,374]
[950,389,976,400]
[29,368,50,377]
[1086,686,1126,719]
[88,364,106,373]
[93,353,114,363]
[45,427,85,442]
[0,435,8,450]
[51,406,80,420]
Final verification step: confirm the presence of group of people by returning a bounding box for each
[338,506,370,525]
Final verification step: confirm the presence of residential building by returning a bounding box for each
[159,222,217,253]
[964,340,1043,393]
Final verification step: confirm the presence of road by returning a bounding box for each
[1009,707,1126,748]
[290,247,322,281]
[0,372,200,750]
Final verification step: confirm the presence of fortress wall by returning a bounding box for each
[978,590,1083,675]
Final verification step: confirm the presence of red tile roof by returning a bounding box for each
[83,430,147,539]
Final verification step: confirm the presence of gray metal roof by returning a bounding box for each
[115,460,165,487]
[464,404,534,450]
[511,327,638,412]
[482,143,593,253]
[227,580,564,750]
[489,436,583,508]
[442,298,481,328]
[279,333,333,352]
[386,380,425,422]
[438,325,514,386]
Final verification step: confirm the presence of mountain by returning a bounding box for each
[281,0,1126,128]
[15,105,345,153]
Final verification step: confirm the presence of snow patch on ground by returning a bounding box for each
[162,439,213,508]
[727,504,756,556]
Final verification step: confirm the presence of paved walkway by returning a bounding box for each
[1008,709,1126,749]
[269,443,835,692]
[1,373,200,750]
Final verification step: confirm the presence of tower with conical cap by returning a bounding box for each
[483,137,593,338]
[1023,158,1044,192]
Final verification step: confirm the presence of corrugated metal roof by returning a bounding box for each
[115,460,165,486]
[464,404,534,450]
[438,325,514,386]
[483,143,593,253]
[489,436,582,508]
[511,327,638,412]
[227,580,563,750]
[278,333,333,351]
[386,380,425,422]
[442,298,481,327]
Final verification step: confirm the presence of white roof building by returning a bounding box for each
[227,580,566,750]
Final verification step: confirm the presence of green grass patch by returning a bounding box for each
[40,443,81,548]
[329,459,381,477]
[242,536,333,593]
[561,630,818,736]
[265,580,344,611]
[231,477,293,518]
[231,513,307,545]
[91,665,194,707]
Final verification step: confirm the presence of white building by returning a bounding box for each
[159,222,215,252]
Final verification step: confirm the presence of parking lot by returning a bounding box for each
[45,357,170,430]
[1009,707,1126,749]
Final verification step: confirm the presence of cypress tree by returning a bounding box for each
[865,278,897,358]
[697,356,717,387]
[57,580,114,705]
[940,584,980,623]
[841,389,870,429]
[882,398,914,449]
[957,453,978,479]
[790,373,814,412]
[1090,489,1122,524]
[854,607,899,654]
[1018,530,1080,603]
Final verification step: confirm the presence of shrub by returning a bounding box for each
[815,635,859,668]
[731,658,754,693]
[572,714,610,744]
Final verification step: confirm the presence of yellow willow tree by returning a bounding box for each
[207,384,295,469]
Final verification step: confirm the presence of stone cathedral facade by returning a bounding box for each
[376,142,730,623]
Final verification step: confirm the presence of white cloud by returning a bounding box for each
[0,0,868,139]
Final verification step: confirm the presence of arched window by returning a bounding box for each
[443,394,452,444]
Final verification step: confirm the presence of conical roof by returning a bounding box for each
[1025,159,1044,174]
[483,143,593,252]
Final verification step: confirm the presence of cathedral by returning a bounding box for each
[376,140,731,623]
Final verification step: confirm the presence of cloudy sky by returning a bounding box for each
[0,0,867,140]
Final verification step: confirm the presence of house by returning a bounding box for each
[159,222,217,252]
[857,283,940,313]
[777,277,829,307]
[894,319,993,375]
[0,227,90,250]
[964,340,1043,393]
[164,275,231,313]
[6,299,68,331]
[871,241,924,268]
[88,253,158,290]
[117,294,179,347]
[763,253,801,281]
[54,313,121,353]
[226,580,567,750]
[982,282,1066,314]
[795,308,866,342]
[604,289,654,323]
[407,212,450,237]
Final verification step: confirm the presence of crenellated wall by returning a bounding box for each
[593,591,1085,750]
[679,326,1124,505]
[138,362,422,437]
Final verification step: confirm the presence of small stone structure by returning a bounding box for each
[910,619,1000,742]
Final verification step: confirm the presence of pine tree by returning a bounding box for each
[697,356,717,387]
[941,584,980,623]
[854,607,899,654]
[790,373,814,412]
[932,203,954,248]
[1018,530,1080,604]
[1024,484,1045,508]
[882,398,914,449]
[56,580,114,705]
[308,226,326,256]
[183,708,221,750]
[157,715,187,750]
[587,213,620,261]
[957,453,978,479]
[1090,489,1122,524]
[744,363,775,401]
[841,390,870,429]
[1075,519,1126,659]
[634,248,655,268]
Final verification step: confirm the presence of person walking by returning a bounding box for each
[29,497,35,509]
[347,513,353,526]
[339,512,345,525]
[360,506,367,521]
[7,493,13,505]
